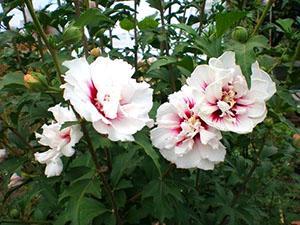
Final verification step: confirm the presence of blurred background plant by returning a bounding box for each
[0,0,299,225]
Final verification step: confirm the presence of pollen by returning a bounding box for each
[222,89,236,108]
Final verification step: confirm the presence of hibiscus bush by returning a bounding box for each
[0,0,300,224]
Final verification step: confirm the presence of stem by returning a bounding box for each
[57,0,61,7]
[251,0,274,36]
[289,41,300,73]
[159,0,176,91]
[0,116,34,152]
[162,163,174,179]
[0,219,51,224]
[195,169,200,190]
[74,0,89,58]
[104,147,112,172]
[12,40,25,73]
[133,0,138,71]
[219,137,265,225]
[198,0,206,35]
[24,0,63,84]
[80,121,123,225]
[109,28,113,48]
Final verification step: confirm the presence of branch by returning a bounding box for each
[252,0,274,36]
[24,0,63,84]
[0,115,34,152]
[80,120,123,225]
[73,0,89,58]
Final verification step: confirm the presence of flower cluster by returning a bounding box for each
[150,51,276,169]
[35,57,153,176]
[35,52,275,177]
[35,104,83,177]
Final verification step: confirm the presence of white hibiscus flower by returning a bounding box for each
[35,104,83,177]
[61,57,153,142]
[150,85,226,170]
[187,51,276,134]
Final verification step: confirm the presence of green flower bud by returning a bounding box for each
[10,209,20,218]
[24,72,48,91]
[264,118,273,127]
[63,25,82,45]
[231,26,248,43]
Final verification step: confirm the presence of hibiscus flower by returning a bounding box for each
[187,51,276,134]
[35,104,83,177]
[150,85,226,170]
[61,57,153,141]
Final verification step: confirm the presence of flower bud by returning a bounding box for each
[293,133,300,148]
[231,26,248,43]
[0,149,7,163]
[90,47,101,57]
[63,25,82,45]
[8,173,23,189]
[24,72,48,91]
[264,118,273,127]
[10,209,20,218]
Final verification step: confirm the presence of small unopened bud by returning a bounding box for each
[231,26,248,43]
[24,72,48,91]
[293,133,300,148]
[10,209,20,218]
[63,25,82,45]
[264,118,273,127]
[0,149,7,163]
[90,47,101,57]
[89,0,97,8]
[8,173,23,189]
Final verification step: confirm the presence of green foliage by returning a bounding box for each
[216,11,247,37]
[0,0,299,225]
[226,35,269,86]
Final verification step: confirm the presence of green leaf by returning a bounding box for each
[60,121,80,130]
[216,11,247,37]
[171,23,198,37]
[194,36,222,58]
[142,179,183,221]
[0,71,24,90]
[225,35,268,87]
[74,8,113,27]
[134,131,162,176]
[276,18,294,33]
[59,179,104,225]
[79,198,107,224]
[146,0,163,10]
[138,16,159,30]
[0,30,17,45]
[120,17,135,31]
[148,56,177,72]
[111,148,138,186]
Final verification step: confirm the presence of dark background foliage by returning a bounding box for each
[0,0,299,224]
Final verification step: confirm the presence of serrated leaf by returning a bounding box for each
[226,35,268,87]
[171,23,198,37]
[111,148,137,186]
[276,18,294,33]
[0,71,24,90]
[60,120,80,130]
[148,56,177,72]
[138,16,159,30]
[146,0,163,10]
[79,198,107,225]
[120,17,135,31]
[216,11,247,37]
[194,36,222,58]
[134,132,162,176]
[74,8,113,27]
[59,179,103,225]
